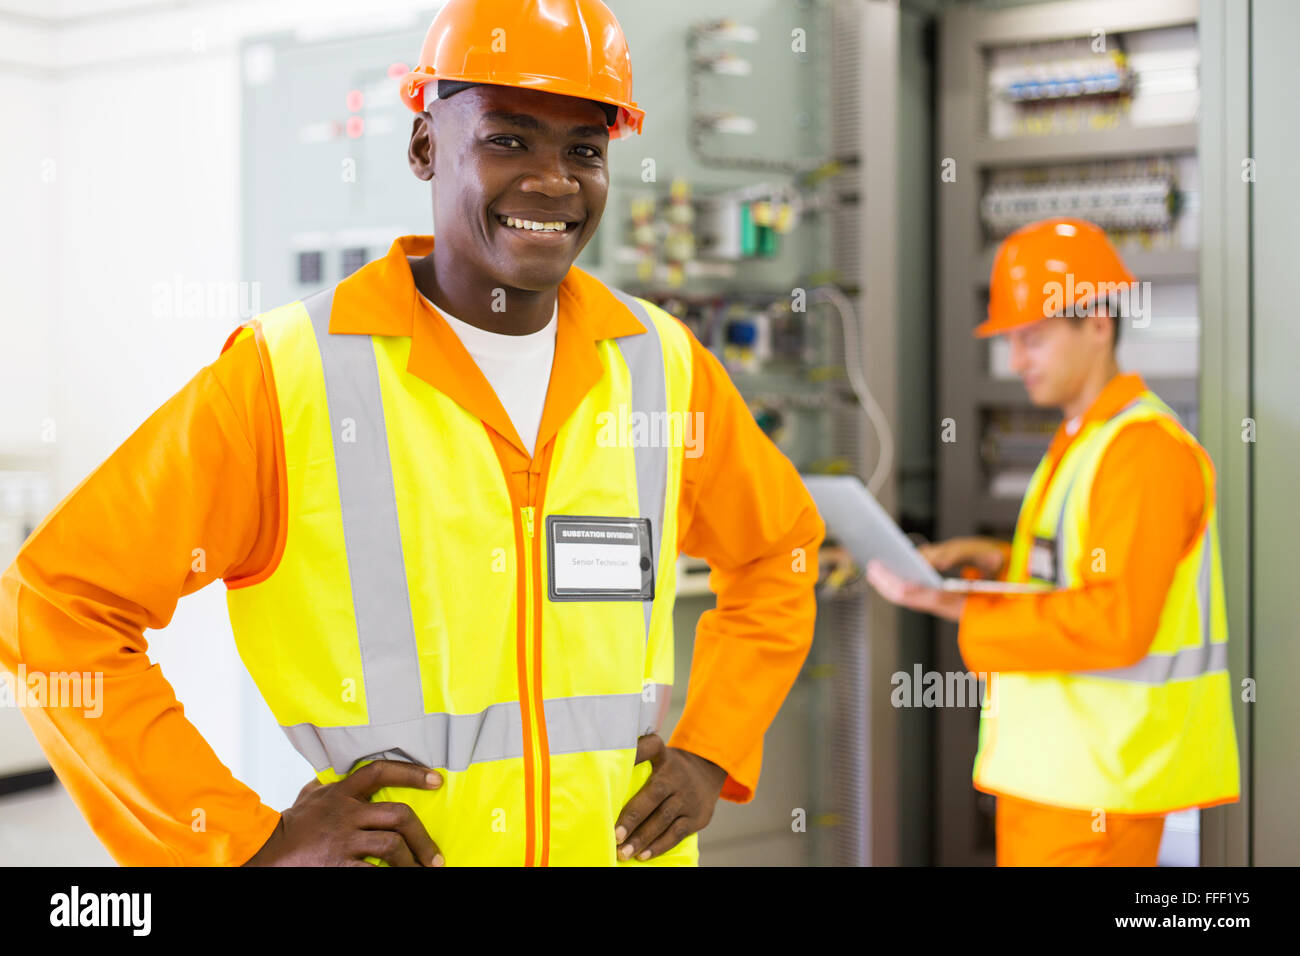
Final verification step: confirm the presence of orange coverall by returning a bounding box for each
[0,235,824,866]
[959,372,1210,865]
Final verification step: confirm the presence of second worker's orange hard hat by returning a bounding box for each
[398,0,646,140]
[977,217,1136,338]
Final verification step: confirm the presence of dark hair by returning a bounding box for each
[435,79,618,127]
[1063,288,1123,350]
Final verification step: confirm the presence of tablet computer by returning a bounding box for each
[802,474,1053,595]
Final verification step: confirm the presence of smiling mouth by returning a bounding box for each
[495,214,580,237]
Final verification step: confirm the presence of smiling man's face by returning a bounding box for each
[409,84,611,293]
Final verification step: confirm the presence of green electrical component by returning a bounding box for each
[739,202,758,257]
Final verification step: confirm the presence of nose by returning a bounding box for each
[519,151,580,198]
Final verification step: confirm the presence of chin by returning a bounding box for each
[1023,384,1052,407]
[501,263,574,291]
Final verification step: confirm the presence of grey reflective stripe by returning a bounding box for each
[638,680,673,736]
[606,288,669,640]
[304,288,423,727]
[1078,641,1228,685]
[283,684,673,775]
[284,702,521,776]
[545,688,671,754]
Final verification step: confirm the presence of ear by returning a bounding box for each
[408,112,434,182]
[1087,309,1112,346]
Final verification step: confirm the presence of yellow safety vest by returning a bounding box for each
[973,390,1240,814]
[225,275,698,865]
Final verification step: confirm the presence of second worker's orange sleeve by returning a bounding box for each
[666,329,825,803]
[0,327,283,865]
[957,422,1206,673]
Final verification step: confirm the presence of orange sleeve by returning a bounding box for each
[666,330,825,803]
[957,422,1206,673]
[0,326,283,865]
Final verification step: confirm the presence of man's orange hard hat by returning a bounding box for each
[977,217,1136,338]
[398,0,646,140]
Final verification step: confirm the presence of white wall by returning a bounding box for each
[0,18,54,454]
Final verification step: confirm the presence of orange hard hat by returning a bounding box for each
[977,217,1136,337]
[398,0,645,140]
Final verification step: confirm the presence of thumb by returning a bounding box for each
[634,733,665,765]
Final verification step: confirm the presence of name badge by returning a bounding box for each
[1028,535,1058,584]
[546,515,655,602]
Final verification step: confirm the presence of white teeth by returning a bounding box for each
[502,215,567,232]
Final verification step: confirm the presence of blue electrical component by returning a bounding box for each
[725,320,758,346]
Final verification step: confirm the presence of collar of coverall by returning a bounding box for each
[1055,371,1149,445]
[322,234,650,459]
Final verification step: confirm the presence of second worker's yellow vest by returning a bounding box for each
[225,269,697,865]
[973,390,1240,814]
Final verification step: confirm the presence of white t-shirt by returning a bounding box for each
[414,283,557,457]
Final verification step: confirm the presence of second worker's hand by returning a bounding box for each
[614,734,727,862]
[241,759,445,867]
[866,559,968,622]
[917,536,1008,579]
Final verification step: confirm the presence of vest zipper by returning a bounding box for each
[507,448,552,867]
[520,502,554,867]
[525,457,553,867]
[519,505,540,866]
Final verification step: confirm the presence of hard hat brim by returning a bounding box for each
[399,70,645,139]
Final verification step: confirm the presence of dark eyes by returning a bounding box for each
[486,135,602,160]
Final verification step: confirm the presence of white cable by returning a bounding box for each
[809,285,895,497]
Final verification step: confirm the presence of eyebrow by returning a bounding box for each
[480,110,609,139]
